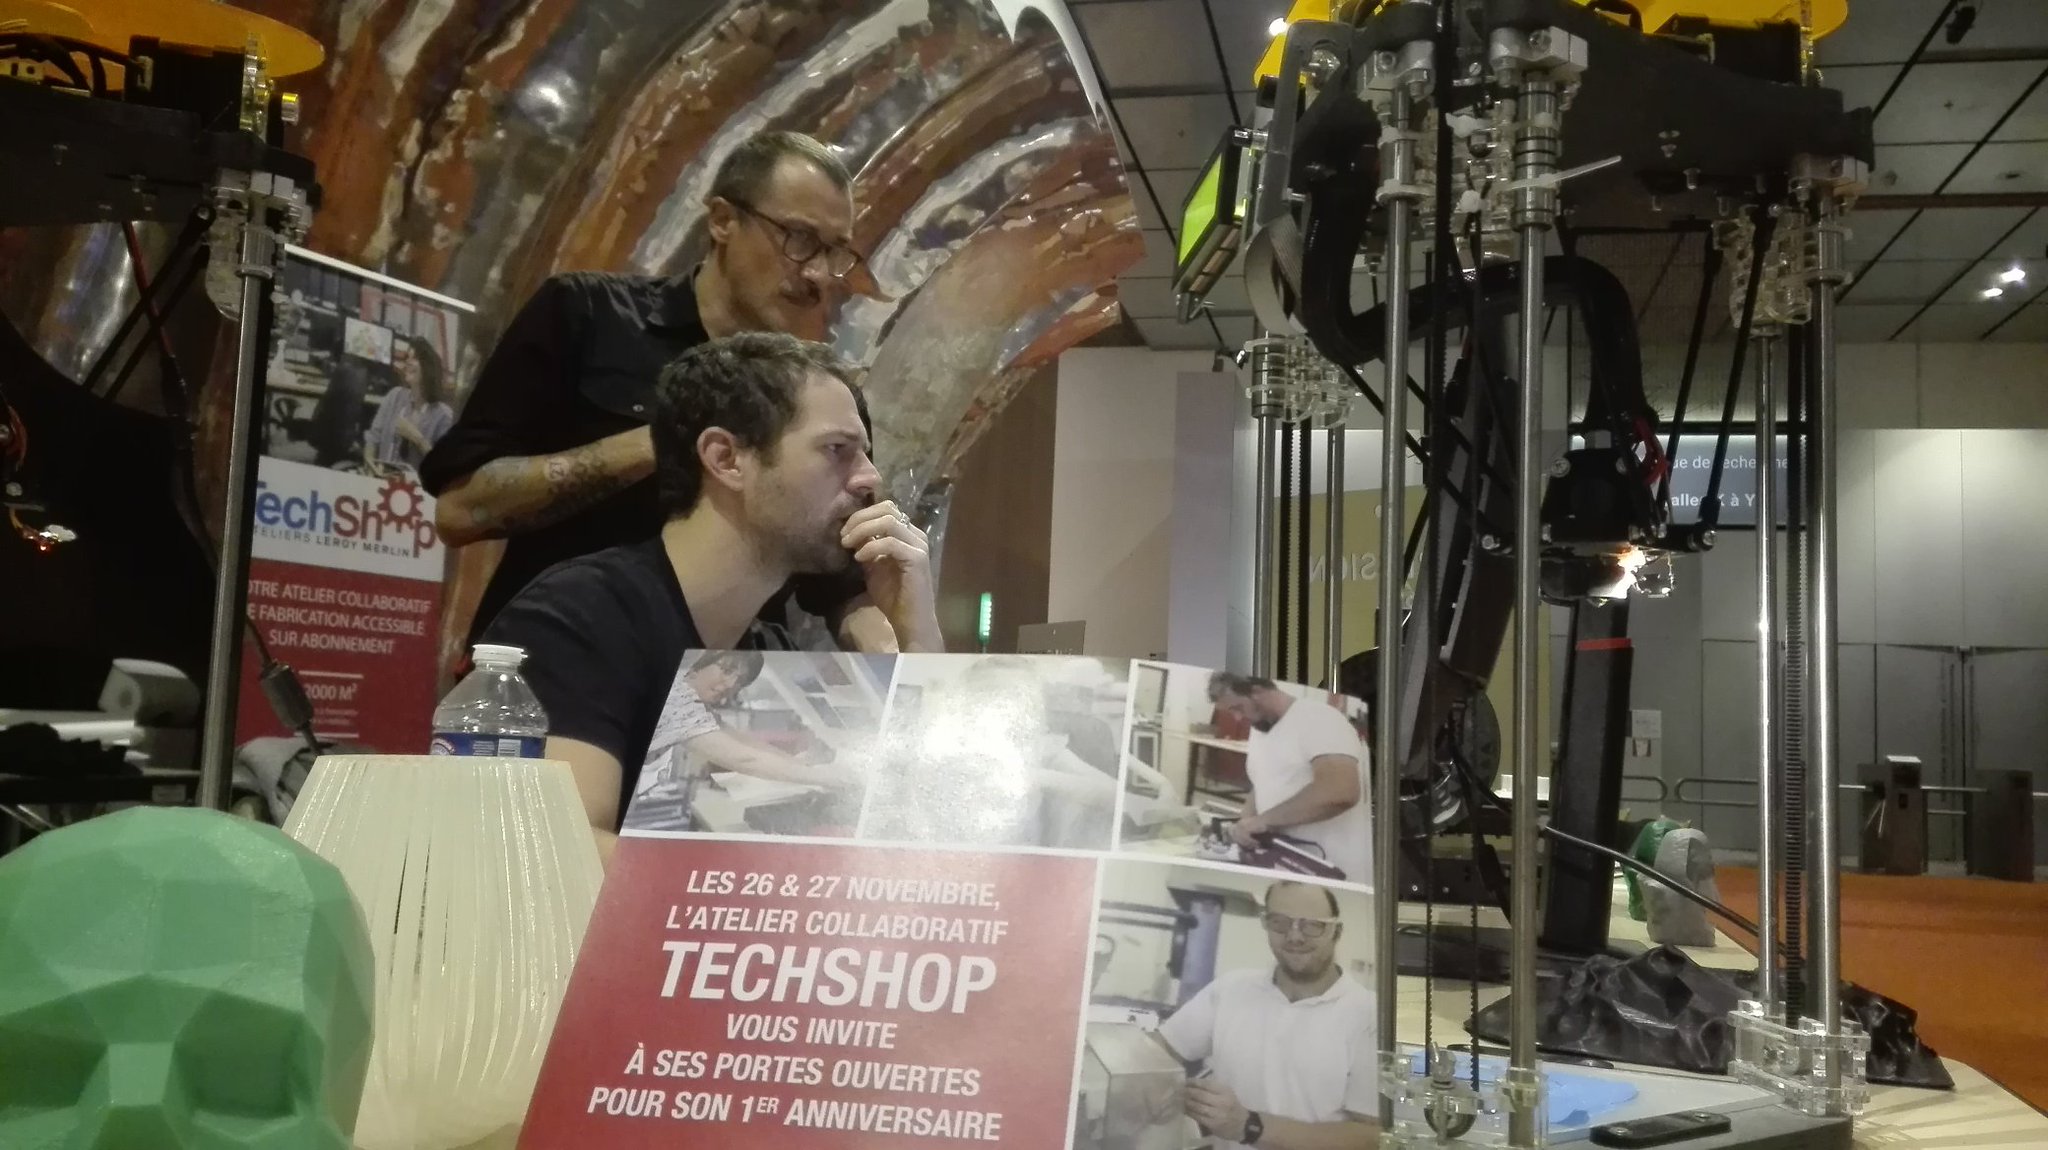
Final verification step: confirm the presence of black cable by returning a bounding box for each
[1277,421,1294,677]
[82,217,209,396]
[1659,233,1723,509]
[1421,0,1460,1069]
[1539,823,1764,940]
[1295,420,1312,685]
[117,226,323,764]
[1463,775,1768,941]
[1699,207,1777,529]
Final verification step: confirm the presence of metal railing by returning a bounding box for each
[1620,773,1669,804]
[1672,775,2048,811]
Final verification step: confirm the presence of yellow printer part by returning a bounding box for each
[1254,0,1847,87]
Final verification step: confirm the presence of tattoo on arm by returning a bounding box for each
[463,441,631,537]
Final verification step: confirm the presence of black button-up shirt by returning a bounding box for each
[421,271,862,645]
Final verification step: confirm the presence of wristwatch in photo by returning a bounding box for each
[1243,1111,1265,1145]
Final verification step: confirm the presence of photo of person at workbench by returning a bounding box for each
[1118,663,1372,886]
[1077,861,1376,1150]
[621,649,890,838]
[857,654,1129,851]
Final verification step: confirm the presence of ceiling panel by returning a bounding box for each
[1118,276,1179,319]
[1823,64,1898,118]
[1076,1,1221,92]
[1991,209,2048,261]
[1868,143,1974,195]
[1972,2,2048,52]
[1132,166,1205,231]
[1932,257,2045,306]
[1833,303,1919,341]
[1883,206,2030,260]
[1869,62,2044,146]
[1993,81,2048,143]
[1815,0,1948,66]
[1985,302,2048,342]
[1896,304,2003,342]
[1213,315,1257,347]
[1844,209,1913,264]
[1131,229,1178,278]
[1133,313,1216,349]
[1941,140,2048,195]
[1843,258,1968,304]
[1211,0,1293,91]
[1202,274,1251,313]
[1115,94,1237,170]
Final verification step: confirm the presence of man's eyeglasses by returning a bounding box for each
[1262,912,1338,939]
[731,200,863,279]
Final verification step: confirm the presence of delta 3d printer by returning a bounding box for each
[1175,1,1873,1146]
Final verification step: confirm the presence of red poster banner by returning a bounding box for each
[521,838,1096,1149]
[234,557,443,751]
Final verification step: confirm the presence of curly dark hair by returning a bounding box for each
[651,332,864,517]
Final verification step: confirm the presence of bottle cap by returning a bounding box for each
[471,644,527,665]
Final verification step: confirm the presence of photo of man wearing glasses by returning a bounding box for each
[1152,880,1379,1150]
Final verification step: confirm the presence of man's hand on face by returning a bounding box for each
[1185,1077,1253,1143]
[841,501,943,652]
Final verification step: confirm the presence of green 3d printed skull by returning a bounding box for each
[0,806,375,1149]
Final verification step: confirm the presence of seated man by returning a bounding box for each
[482,333,943,863]
[635,648,861,830]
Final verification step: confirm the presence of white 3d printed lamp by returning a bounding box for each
[285,754,604,1150]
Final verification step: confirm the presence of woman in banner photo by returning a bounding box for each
[859,655,1130,851]
[363,333,456,476]
[626,650,881,837]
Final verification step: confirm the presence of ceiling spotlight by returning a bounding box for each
[1980,286,2005,300]
[1998,265,2027,285]
[1269,17,1290,37]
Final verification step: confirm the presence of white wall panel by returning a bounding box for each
[1960,430,2048,648]
[1871,430,1965,646]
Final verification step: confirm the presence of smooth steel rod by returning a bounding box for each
[1753,331,1783,1019]
[1372,86,1417,1131]
[1808,198,1844,1041]
[1323,422,1346,686]
[1509,225,1546,1077]
[198,212,276,810]
[1252,411,1278,677]
[1508,65,1562,1147]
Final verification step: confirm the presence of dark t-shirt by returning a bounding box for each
[421,271,862,644]
[478,536,780,827]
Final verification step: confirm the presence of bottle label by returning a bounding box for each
[430,733,545,758]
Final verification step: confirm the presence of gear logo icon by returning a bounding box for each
[376,475,426,531]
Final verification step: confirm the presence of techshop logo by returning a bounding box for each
[254,472,441,558]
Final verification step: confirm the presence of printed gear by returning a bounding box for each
[376,475,426,530]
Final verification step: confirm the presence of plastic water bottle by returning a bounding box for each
[429,644,549,758]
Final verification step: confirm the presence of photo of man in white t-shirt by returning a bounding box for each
[1206,672,1372,885]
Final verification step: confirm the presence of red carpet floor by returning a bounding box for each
[1716,866,2048,1111]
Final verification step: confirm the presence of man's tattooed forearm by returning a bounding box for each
[462,445,628,536]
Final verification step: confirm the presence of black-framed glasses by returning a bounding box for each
[1262,912,1337,939]
[731,200,863,279]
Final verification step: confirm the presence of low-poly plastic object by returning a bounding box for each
[0,806,376,1149]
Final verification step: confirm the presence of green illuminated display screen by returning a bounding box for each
[1177,154,1227,268]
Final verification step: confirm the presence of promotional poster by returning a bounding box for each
[521,653,1382,1150]
[233,247,473,753]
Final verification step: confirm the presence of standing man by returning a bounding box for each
[421,130,900,650]
[481,333,941,864]
[1153,881,1378,1149]
[1207,673,1372,883]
